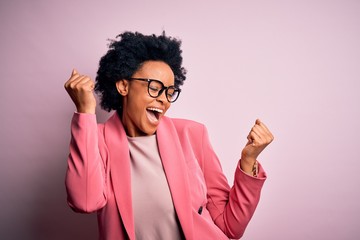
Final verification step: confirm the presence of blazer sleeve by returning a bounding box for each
[65,113,109,213]
[200,125,267,239]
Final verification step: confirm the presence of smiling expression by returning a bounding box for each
[116,61,175,137]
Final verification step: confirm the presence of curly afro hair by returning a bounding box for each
[95,31,187,113]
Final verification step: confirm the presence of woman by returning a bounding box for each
[64,31,274,240]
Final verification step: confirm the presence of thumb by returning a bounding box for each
[71,69,78,76]
[246,136,254,146]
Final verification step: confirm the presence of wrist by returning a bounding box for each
[76,106,96,114]
[240,157,258,176]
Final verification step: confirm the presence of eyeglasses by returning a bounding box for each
[127,78,181,103]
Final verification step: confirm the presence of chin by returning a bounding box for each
[146,129,157,136]
[139,126,157,136]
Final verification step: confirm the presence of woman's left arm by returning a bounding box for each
[202,120,273,239]
[240,119,274,175]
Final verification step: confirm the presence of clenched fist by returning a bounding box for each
[64,69,97,114]
[240,119,274,174]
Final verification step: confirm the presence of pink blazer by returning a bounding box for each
[65,113,266,240]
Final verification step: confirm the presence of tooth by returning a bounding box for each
[148,107,163,113]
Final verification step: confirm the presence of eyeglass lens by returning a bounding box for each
[148,80,179,102]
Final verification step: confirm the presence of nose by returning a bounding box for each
[156,89,167,103]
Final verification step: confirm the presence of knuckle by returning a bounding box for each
[269,134,274,142]
[69,82,76,89]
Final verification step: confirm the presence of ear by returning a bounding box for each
[116,79,129,96]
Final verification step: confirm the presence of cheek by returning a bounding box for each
[129,92,149,109]
[164,103,172,113]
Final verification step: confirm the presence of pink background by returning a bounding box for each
[1,0,359,239]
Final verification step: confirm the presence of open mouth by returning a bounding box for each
[146,107,163,123]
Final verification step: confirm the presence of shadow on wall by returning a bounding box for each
[29,153,98,240]
[27,109,113,239]
[3,107,112,239]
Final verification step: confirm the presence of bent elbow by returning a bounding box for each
[67,194,107,213]
[225,227,245,239]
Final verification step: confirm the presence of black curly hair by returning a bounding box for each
[95,31,187,113]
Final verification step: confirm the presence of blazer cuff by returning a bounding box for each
[238,160,267,180]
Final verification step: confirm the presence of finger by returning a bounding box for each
[251,124,264,140]
[252,125,272,145]
[70,77,95,94]
[65,73,83,88]
[65,75,83,89]
[68,69,80,82]
[80,79,95,92]
[247,131,259,146]
[257,121,274,141]
[72,69,78,76]
[257,121,270,134]
[68,75,91,89]
[246,135,252,145]
[248,119,274,145]
[253,119,273,140]
[254,125,275,145]
[65,69,88,87]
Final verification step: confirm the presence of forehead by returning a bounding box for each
[135,61,175,85]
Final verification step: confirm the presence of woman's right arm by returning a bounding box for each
[64,70,108,213]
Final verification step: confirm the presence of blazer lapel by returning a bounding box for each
[104,113,135,240]
[157,117,194,239]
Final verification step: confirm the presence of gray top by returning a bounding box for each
[128,134,183,240]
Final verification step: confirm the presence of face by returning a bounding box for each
[116,61,175,137]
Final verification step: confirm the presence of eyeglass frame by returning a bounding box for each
[127,77,181,103]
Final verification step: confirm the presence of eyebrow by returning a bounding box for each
[129,77,175,88]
